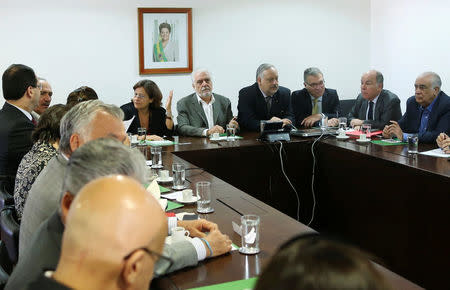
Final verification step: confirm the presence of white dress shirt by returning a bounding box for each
[196,94,216,136]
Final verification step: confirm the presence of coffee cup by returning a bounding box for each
[182,189,193,201]
[338,128,346,137]
[211,132,220,139]
[171,226,190,242]
[159,170,169,180]
[359,134,367,141]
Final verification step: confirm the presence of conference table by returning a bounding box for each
[150,131,448,289]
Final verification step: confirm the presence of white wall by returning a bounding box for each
[370,0,450,113]
[0,0,370,120]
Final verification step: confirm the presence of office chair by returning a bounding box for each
[0,206,20,265]
[0,181,14,212]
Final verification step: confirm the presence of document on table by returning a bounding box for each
[420,148,450,158]
[123,116,135,132]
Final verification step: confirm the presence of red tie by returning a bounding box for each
[32,119,37,126]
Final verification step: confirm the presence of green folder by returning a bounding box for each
[166,200,183,211]
[371,140,407,146]
[159,185,171,193]
[189,277,258,290]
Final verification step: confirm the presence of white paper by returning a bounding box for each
[161,191,183,200]
[232,221,242,236]
[146,179,160,200]
[244,228,256,244]
[145,160,152,166]
[420,148,450,158]
[123,116,135,132]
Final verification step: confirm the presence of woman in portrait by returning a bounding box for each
[121,80,173,140]
[153,22,179,62]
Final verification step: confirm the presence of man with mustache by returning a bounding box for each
[238,63,294,131]
[31,78,53,121]
[177,68,238,137]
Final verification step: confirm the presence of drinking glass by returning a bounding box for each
[407,134,419,154]
[150,146,163,168]
[239,215,260,254]
[172,163,186,190]
[361,123,371,139]
[227,125,236,141]
[338,117,347,130]
[137,127,147,144]
[320,115,328,130]
[196,181,214,214]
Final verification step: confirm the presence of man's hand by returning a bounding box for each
[384,121,404,140]
[203,229,232,257]
[350,118,364,127]
[301,114,322,128]
[382,125,391,139]
[436,133,450,153]
[328,118,339,127]
[207,125,225,136]
[146,135,164,141]
[165,90,173,117]
[228,117,239,129]
[178,219,218,238]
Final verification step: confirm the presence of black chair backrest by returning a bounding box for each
[0,240,12,285]
[0,206,20,264]
[0,182,14,212]
[339,99,357,118]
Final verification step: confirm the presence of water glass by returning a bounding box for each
[338,117,347,130]
[137,127,147,144]
[320,115,328,130]
[172,163,186,190]
[196,181,214,214]
[407,134,419,154]
[239,215,260,255]
[227,125,236,141]
[150,146,163,168]
[361,123,371,138]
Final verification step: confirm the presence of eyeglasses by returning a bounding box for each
[123,247,174,269]
[133,94,148,100]
[306,80,325,88]
[32,82,43,90]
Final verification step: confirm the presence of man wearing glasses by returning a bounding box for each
[0,64,40,192]
[291,67,341,128]
[26,175,168,289]
[347,70,401,130]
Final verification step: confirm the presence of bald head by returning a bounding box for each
[360,70,383,101]
[55,175,167,289]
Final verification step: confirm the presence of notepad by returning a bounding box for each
[189,277,258,290]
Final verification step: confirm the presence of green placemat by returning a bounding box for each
[371,140,407,146]
[189,277,257,290]
[166,200,184,211]
[159,185,171,193]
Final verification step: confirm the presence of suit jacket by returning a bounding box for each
[176,93,234,137]
[7,210,198,290]
[237,82,294,132]
[19,153,67,258]
[120,102,172,137]
[347,89,402,129]
[291,88,341,127]
[0,102,34,188]
[398,91,450,143]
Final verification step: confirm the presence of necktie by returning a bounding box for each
[32,118,38,126]
[368,101,374,120]
[266,96,272,114]
[312,98,319,115]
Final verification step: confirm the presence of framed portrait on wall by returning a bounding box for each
[138,8,192,74]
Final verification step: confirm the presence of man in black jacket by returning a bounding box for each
[0,64,40,191]
[291,67,340,128]
[237,63,294,131]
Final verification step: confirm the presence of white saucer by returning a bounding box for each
[176,195,200,204]
[165,235,191,245]
[356,139,371,143]
[156,177,173,183]
[336,135,349,140]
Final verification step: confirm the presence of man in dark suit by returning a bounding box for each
[177,68,238,137]
[383,72,450,143]
[348,70,402,130]
[237,63,294,131]
[291,67,340,128]
[0,64,40,191]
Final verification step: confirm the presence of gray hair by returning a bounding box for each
[37,77,47,82]
[256,63,276,81]
[62,138,147,197]
[191,68,212,83]
[420,71,442,89]
[59,100,124,154]
[374,70,384,85]
[303,67,323,82]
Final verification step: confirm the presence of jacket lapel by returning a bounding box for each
[191,94,208,126]
[212,98,220,125]
[374,91,385,120]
